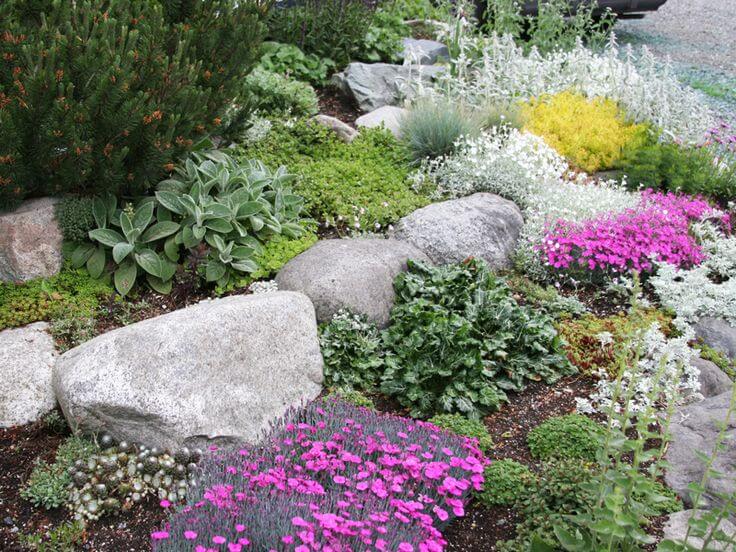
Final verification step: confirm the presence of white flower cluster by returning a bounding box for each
[576,322,700,416]
[419,33,714,143]
[650,223,736,326]
[424,128,638,278]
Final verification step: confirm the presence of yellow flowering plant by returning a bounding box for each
[522,91,650,173]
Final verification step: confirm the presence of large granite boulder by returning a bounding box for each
[390,193,523,268]
[53,293,323,450]
[331,62,446,112]
[693,357,732,399]
[662,510,736,550]
[0,323,57,427]
[355,106,407,139]
[666,391,736,510]
[311,114,358,143]
[695,317,736,360]
[275,239,430,327]
[0,198,63,282]
[400,38,449,65]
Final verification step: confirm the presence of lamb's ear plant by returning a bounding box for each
[72,194,180,295]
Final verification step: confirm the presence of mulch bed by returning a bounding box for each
[315,85,361,125]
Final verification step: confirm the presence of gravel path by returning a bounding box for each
[616,0,736,122]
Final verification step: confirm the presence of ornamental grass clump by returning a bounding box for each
[541,191,725,275]
[152,399,487,551]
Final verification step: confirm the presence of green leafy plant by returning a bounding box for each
[326,388,376,409]
[428,414,494,452]
[74,195,180,296]
[257,41,336,85]
[400,99,481,162]
[621,141,736,206]
[73,151,308,294]
[696,342,736,381]
[267,0,376,67]
[359,9,410,63]
[527,414,603,462]
[380,259,575,418]
[505,274,587,318]
[19,521,86,552]
[319,310,385,390]
[49,306,97,352]
[20,436,97,510]
[0,267,111,330]
[478,459,535,507]
[0,0,265,210]
[244,67,319,118]
[249,231,318,281]
[56,198,96,243]
[242,119,429,230]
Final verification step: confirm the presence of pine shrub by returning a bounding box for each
[0,0,265,210]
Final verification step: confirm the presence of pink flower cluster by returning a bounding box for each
[152,400,487,552]
[541,191,728,273]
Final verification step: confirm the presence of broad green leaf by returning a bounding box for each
[141,221,180,243]
[155,191,184,215]
[205,260,227,282]
[89,228,125,247]
[120,211,134,241]
[135,249,163,278]
[114,261,137,296]
[231,259,258,273]
[205,219,233,233]
[164,235,179,262]
[133,201,154,231]
[112,242,135,264]
[92,197,108,229]
[237,201,262,218]
[147,274,172,295]
[193,225,206,241]
[71,243,96,268]
[249,216,264,231]
[86,245,106,279]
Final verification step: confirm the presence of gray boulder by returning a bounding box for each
[400,38,449,65]
[662,510,736,550]
[666,391,736,510]
[53,292,323,450]
[275,239,430,327]
[331,62,446,112]
[0,323,57,427]
[390,193,523,268]
[355,106,407,138]
[0,198,63,282]
[312,114,358,143]
[693,357,732,399]
[695,317,736,360]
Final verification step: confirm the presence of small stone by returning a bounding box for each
[355,106,407,139]
[311,114,358,143]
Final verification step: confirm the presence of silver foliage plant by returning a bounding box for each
[412,31,715,144]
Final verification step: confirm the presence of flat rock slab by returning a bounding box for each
[53,292,323,450]
[695,317,736,360]
[275,239,430,327]
[662,510,736,550]
[332,62,446,112]
[0,322,57,427]
[0,198,63,282]
[666,391,736,510]
[390,193,523,268]
[355,106,407,138]
[401,38,449,64]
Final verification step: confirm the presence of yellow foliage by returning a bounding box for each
[522,91,649,173]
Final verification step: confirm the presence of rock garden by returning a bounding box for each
[1,0,736,550]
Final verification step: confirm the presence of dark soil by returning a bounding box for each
[315,85,361,125]
[0,414,166,551]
